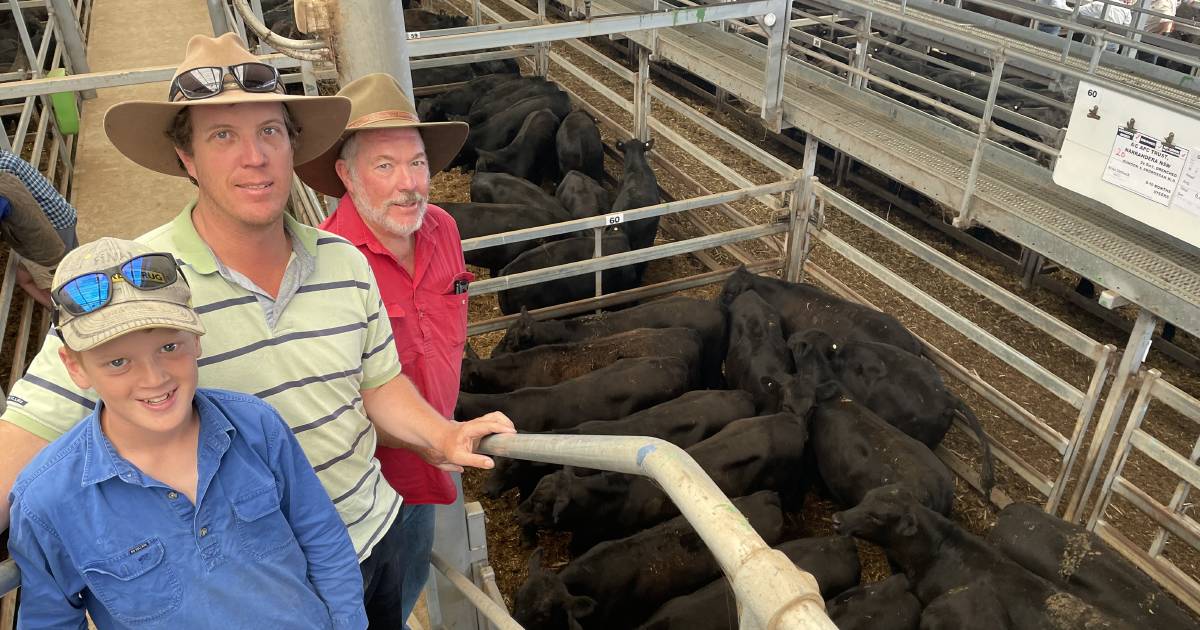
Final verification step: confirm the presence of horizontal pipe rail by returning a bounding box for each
[462,179,795,251]
[406,0,776,56]
[470,222,788,295]
[477,434,835,629]
[814,183,1103,359]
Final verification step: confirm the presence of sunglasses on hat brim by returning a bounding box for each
[51,253,188,327]
[168,62,281,102]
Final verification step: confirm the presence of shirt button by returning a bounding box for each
[199,527,209,537]
[167,491,178,500]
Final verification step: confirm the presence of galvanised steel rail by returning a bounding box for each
[477,433,836,630]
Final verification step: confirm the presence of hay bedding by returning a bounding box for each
[431,0,1200,615]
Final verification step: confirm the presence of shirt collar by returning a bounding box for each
[328,194,441,259]
[166,201,320,276]
[79,390,236,488]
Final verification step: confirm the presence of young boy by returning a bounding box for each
[6,237,367,629]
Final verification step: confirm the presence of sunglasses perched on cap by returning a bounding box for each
[168,62,281,102]
[50,253,188,328]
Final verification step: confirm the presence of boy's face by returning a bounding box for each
[60,328,201,438]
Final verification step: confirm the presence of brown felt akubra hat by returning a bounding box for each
[103,33,351,177]
[295,73,469,197]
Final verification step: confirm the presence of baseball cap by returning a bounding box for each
[51,238,206,351]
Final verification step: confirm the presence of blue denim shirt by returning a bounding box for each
[7,388,368,630]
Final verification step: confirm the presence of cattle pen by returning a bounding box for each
[1,0,1200,628]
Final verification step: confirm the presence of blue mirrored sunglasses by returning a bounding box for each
[51,253,186,323]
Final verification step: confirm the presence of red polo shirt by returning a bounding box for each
[321,197,470,504]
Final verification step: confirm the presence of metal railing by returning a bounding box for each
[1087,368,1200,612]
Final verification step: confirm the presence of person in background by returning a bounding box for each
[0,148,79,306]
[297,72,472,630]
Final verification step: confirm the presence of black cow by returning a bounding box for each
[726,290,794,412]
[556,110,605,182]
[484,389,755,498]
[719,267,922,355]
[612,138,662,251]
[519,413,808,551]
[404,9,468,30]
[411,65,475,89]
[495,233,637,315]
[476,108,560,184]
[467,78,560,125]
[494,295,726,388]
[513,491,784,630]
[987,503,1199,629]
[455,356,690,432]
[462,326,704,393]
[834,487,1135,630]
[470,171,567,215]
[826,574,922,630]
[418,74,520,122]
[792,329,995,497]
[469,58,521,75]
[459,91,571,166]
[639,535,861,630]
[811,400,955,515]
[439,201,571,275]
[556,171,611,220]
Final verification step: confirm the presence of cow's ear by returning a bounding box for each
[897,511,918,538]
[568,595,597,619]
[815,379,841,402]
[527,547,545,572]
[551,490,572,524]
[861,357,886,383]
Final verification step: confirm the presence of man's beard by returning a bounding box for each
[351,188,428,237]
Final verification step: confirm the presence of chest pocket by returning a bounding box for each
[81,538,182,624]
[385,301,420,366]
[232,484,295,560]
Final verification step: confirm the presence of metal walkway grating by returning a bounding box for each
[590,0,1200,329]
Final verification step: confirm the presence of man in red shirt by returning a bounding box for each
[297,73,473,629]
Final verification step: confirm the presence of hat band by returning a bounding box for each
[347,109,419,129]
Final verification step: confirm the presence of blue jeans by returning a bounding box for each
[399,503,436,629]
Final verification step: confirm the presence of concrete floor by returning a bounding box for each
[70,0,211,243]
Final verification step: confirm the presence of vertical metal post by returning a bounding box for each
[952,49,1005,230]
[431,474,482,630]
[1085,369,1158,531]
[634,46,651,142]
[1065,308,1158,522]
[761,0,791,132]
[1060,2,1082,62]
[331,0,414,99]
[207,0,231,34]
[474,0,483,29]
[594,227,604,299]
[299,60,319,96]
[249,0,268,54]
[536,0,549,76]
[785,135,818,283]
[46,0,94,97]
[1126,0,1153,59]
[851,11,872,91]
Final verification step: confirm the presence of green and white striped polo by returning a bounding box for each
[5,203,403,560]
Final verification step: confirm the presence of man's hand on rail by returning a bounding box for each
[436,412,517,472]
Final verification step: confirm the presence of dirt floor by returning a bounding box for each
[431,0,1200,615]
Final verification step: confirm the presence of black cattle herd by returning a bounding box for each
[458,268,1197,629]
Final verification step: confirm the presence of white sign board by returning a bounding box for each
[1054,81,1200,249]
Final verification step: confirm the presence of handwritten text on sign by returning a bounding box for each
[1102,128,1188,206]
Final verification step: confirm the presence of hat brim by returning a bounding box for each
[104,91,352,178]
[294,120,469,198]
[61,298,207,352]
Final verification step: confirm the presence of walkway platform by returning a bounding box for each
[599,0,1200,336]
[71,0,212,243]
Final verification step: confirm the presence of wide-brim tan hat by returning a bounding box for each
[295,73,469,197]
[104,33,351,178]
[53,238,206,352]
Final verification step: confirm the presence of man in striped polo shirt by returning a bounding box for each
[0,34,515,628]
